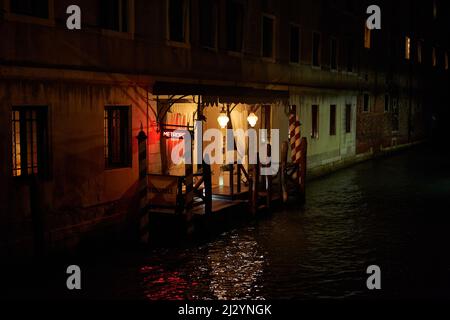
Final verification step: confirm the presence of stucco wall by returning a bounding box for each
[290,93,357,170]
[0,78,156,253]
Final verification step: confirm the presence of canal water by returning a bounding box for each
[4,145,450,300]
[108,145,450,300]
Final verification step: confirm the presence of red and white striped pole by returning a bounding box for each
[291,121,302,181]
[289,105,297,164]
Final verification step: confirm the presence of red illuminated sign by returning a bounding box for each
[162,130,186,140]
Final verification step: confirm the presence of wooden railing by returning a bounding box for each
[147,161,213,216]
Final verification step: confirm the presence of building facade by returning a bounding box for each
[1,0,449,255]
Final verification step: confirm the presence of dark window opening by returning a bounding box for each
[433,0,438,19]
[345,0,354,12]
[10,0,49,19]
[104,106,131,169]
[445,52,449,70]
[417,41,423,63]
[345,104,352,133]
[11,107,49,177]
[391,99,400,132]
[168,0,188,42]
[384,95,390,112]
[330,38,338,70]
[262,15,275,58]
[199,0,217,48]
[100,0,130,32]
[363,94,370,112]
[290,25,300,63]
[226,0,244,52]
[312,32,321,66]
[329,105,336,136]
[312,105,319,138]
[346,39,354,72]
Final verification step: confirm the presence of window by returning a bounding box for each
[417,40,423,63]
[290,25,300,63]
[364,26,371,49]
[363,94,370,112]
[312,32,321,67]
[104,106,131,169]
[433,0,438,19]
[346,38,354,72]
[384,94,390,113]
[311,105,319,139]
[226,0,244,52]
[11,107,49,177]
[345,104,352,133]
[330,38,338,70]
[10,0,49,19]
[445,52,449,70]
[405,36,411,60]
[101,0,132,33]
[262,15,275,59]
[168,0,189,43]
[329,105,336,136]
[345,0,354,13]
[199,0,218,48]
[432,47,437,67]
[391,98,399,132]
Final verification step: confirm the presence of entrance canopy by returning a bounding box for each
[153,82,289,105]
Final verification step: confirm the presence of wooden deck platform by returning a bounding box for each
[192,199,246,215]
[212,185,250,200]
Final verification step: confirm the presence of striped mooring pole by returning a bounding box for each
[289,106,302,181]
[289,105,297,163]
[137,125,149,244]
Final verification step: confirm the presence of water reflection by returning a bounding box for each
[207,233,264,300]
[139,147,450,300]
[140,231,265,300]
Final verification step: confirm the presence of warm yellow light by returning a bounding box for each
[217,108,230,129]
[247,112,258,128]
[405,36,411,60]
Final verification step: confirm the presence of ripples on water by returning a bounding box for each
[137,147,450,300]
[140,232,266,300]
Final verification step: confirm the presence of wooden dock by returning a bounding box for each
[135,109,307,244]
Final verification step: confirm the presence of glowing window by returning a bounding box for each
[364,26,371,49]
[405,36,411,60]
[432,47,437,67]
[11,107,48,177]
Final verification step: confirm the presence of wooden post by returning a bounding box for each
[237,164,242,194]
[196,98,204,173]
[226,105,234,197]
[281,141,289,203]
[184,163,194,234]
[250,153,260,215]
[299,137,308,202]
[266,144,272,209]
[203,160,212,215]
[137,126,149,244]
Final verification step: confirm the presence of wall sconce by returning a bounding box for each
[247,112,258,128]
[217,106,230,129]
